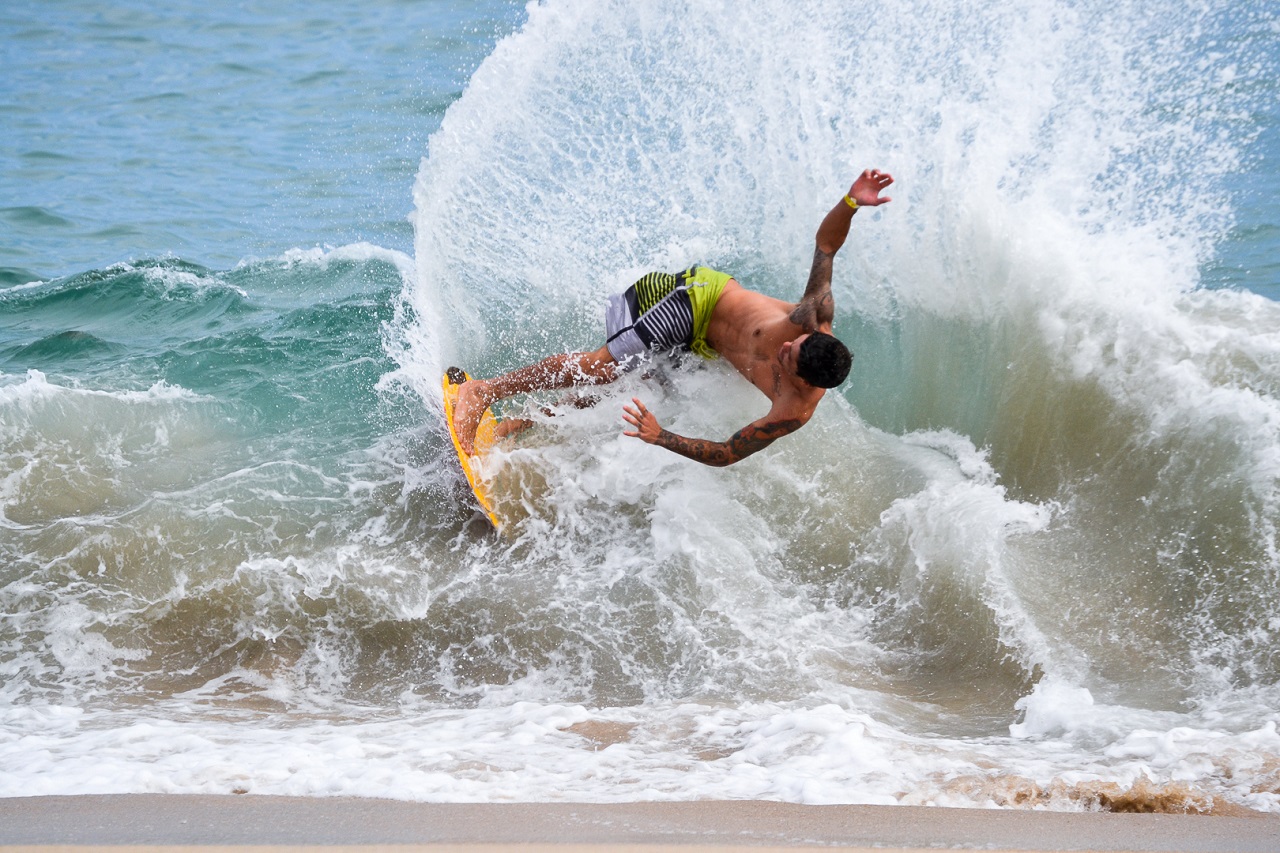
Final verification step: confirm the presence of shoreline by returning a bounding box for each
[2,796,1277,852]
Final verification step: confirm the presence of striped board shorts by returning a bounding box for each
[604,266,732,367]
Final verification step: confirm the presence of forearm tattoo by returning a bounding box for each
[655,419,803,467]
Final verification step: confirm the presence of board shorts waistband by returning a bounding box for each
[604,266,732,368]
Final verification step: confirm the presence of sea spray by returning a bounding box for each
[386,0,1280,806]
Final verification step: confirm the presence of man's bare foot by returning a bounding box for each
[452,378,492,455]
[494,417,534,440]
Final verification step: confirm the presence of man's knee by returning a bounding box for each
[581,345,619,381]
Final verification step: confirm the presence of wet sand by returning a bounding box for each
[1,796,1278,852]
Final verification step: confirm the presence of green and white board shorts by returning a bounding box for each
[604,266,732,367]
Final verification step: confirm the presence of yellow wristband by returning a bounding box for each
[843,194,858,211]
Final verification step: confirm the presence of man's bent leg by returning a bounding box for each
[452,345,618,454]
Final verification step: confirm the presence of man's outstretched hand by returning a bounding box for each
[849,168,893,207]
[622,397,662,444]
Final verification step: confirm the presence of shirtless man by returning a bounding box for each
[452,167,894,467]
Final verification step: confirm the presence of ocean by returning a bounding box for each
[2,0,1278,811]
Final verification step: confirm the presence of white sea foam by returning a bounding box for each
[1,698,1276,810]
[268,242,416,280]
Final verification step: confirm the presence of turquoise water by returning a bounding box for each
[2,0,1280,810]
[1,0,521,278]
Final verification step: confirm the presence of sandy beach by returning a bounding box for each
[1,796,1277,852]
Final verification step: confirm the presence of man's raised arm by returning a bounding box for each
[789,168,894,332]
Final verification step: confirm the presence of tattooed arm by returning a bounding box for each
[621,398,804,467]
[789,168,894,332]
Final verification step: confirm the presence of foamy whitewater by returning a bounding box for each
[2,0,1278,812]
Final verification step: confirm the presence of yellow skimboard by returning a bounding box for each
[442,367,501,530]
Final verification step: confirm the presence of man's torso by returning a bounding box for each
[706,280,826,417]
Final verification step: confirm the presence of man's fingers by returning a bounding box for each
[622,398,659,443]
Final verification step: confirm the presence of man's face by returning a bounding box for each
[778,333,809,377]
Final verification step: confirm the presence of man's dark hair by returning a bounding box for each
[796,332,852,388]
